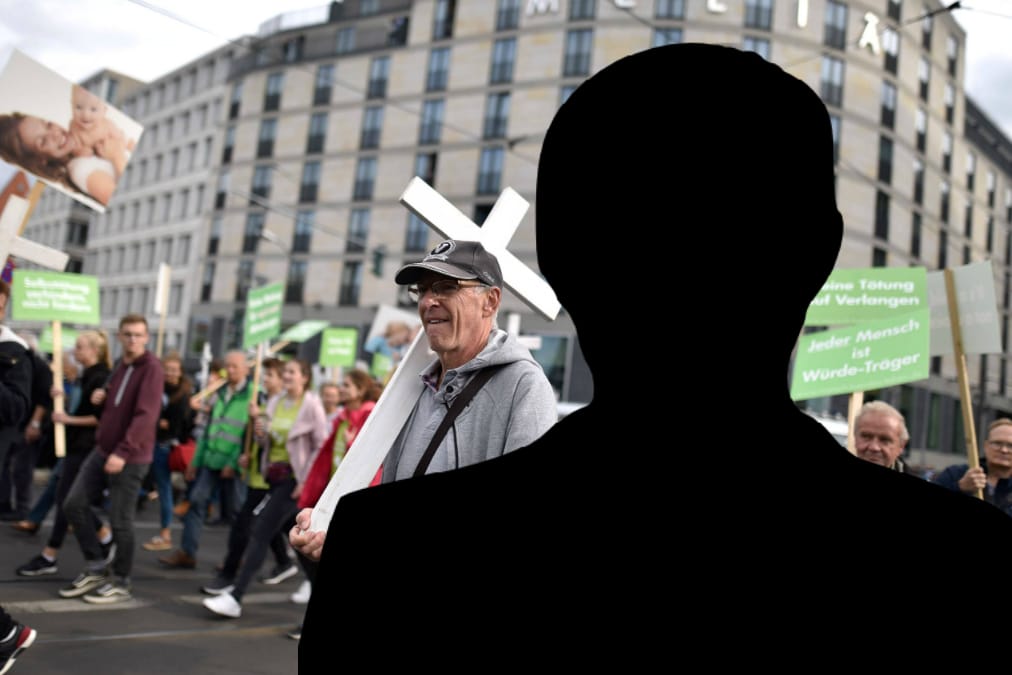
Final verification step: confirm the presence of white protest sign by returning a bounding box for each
[309,177,560,532]
[927,261,1002,355]
[0,195,69,272]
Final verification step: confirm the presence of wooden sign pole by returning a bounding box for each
[846,391,864,456]
[241,342,265,477]
[945,268,983,500]
[51,321,66,458]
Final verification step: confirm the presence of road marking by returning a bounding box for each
[5,591,296,615]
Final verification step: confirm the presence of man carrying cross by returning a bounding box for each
[381,239,557,481]
[290,239,557,563]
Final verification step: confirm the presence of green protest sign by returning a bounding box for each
[243,282,283,350]
[791,309,930,401]
[804,267,927,326]
[319,328,358,367]
[279,319,330,343]
[10,270,99,324]
[39,326,79,354]
[370,351,392,380]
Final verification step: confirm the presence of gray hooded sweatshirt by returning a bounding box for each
[383,328,557,482]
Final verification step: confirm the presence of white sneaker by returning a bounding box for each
[290,580,311,604]
[202,592,241,618]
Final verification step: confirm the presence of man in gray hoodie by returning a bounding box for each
[380,238,557,481]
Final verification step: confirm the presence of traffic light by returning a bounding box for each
[371,245,387,277]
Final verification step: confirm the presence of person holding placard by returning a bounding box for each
[16,331,113,578]
[203,358,327,619]
[203,357,298,597]
[160,350,250,569]
[932,418,1012,517]
[12,347,80,538]
[9,349,77,536]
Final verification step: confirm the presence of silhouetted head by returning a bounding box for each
[537,44,842,391]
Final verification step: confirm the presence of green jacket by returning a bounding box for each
[193,380,251,471]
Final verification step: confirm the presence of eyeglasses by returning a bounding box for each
[407,279,486,303]
[987,440,1012,452]
[119,332,147,340]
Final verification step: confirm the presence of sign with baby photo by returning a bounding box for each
[0,50,143,213]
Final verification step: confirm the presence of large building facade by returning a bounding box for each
[16,0,1012,465]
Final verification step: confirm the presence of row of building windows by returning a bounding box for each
[24,219,87,253]
[122,136,216,191]
[134,99,222,154]
[216,143,506,212]
[203,256,366,309]
[233,26,597,120]
[88,234,192,276]
[94,183,206,237]
[100,284,185,322]
[122,55,230,119]
[227,90,514,166]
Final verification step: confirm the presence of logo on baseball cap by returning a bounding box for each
[394,240,503,288]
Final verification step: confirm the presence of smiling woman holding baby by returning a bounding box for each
[0,89,131,207]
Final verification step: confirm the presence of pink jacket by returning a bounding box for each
[259,390,329,484]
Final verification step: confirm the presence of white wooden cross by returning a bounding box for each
[0,193,70,272]
[309,177,560,531]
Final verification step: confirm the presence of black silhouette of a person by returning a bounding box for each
[299,45,1012,661]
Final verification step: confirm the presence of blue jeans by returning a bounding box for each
[27,457,61,524]
[152,442,174,529]
[182,466,246,557]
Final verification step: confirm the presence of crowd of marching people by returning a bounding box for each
[0,292,396,669]
[10,338,388,610]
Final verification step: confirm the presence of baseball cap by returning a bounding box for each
[394,240,503,288]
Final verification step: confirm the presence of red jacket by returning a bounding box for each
[299,401,378,509]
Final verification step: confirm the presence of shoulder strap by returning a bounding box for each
[413,365,504,478]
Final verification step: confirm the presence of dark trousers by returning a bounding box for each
[221,486,291,580]
[232,478,298,601]
[47,451,103,551]
[0,436,37,516]
[64,449,148,578]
